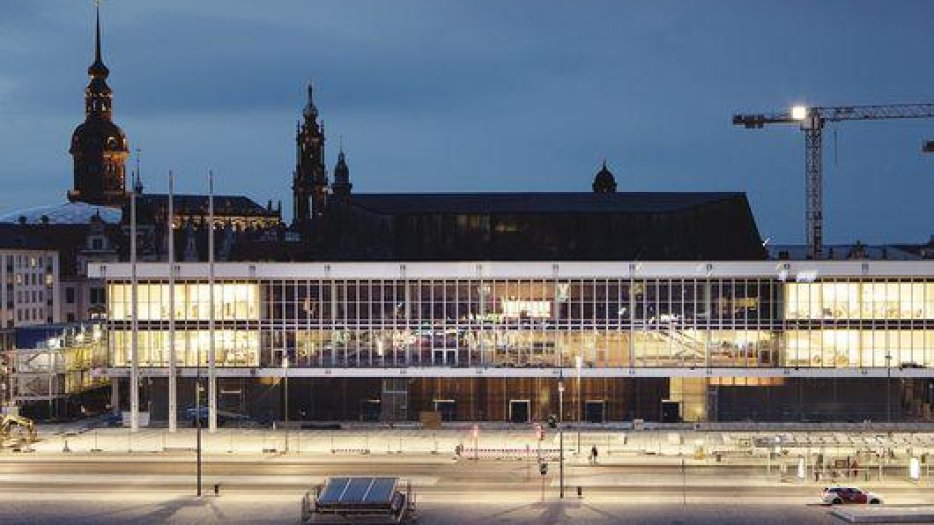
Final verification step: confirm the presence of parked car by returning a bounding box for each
[820,486,882,505]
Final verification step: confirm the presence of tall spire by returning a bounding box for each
[95,3,102,64]
[292,81,327,231]
[68,1,128,206]
[88,2,109,79]
[332,144,352,202]
[303,82,318,119]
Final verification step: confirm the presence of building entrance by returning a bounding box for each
[433,399,456,421]
[509,400,530,423]
[585,400,606,423]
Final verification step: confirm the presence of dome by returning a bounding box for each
[0,201,122,225]
[592,161,617,193]
[88,59,109,80]
[70,119,128,154]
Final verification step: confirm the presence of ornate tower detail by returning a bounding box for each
[331,147,352,203]
[68,5,129,207]
[592,160,617,193]
[292,83,327,231]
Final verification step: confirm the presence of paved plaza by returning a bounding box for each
[0,422,932,523]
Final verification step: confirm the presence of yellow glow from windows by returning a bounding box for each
[111,329,259,367]
[785,282,933,321]
[107,283,259,321]
[501,300,551,319]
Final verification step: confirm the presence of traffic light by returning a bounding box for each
[547,415,557,429]
[539,462,548,476]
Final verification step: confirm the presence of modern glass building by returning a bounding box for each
[91,260,934,424]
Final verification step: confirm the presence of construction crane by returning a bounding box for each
[733,103,934,259]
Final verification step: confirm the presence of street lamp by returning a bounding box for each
[575,355,583,423]
[282,355,290,453]
[885,352,892,424]
[558,377,565,423]
[195,345,203,497]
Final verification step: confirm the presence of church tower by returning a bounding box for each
[331,147,352,203]
[68,5,129,207]
[292,84,328,232]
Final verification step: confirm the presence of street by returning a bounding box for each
[0,454,932,523]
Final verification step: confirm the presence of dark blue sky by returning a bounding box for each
[2,1,933,244]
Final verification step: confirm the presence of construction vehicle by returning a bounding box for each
[733,103,934,259]
[0,414,36,448]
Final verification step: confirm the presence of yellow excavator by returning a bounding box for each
[0,414,36,448]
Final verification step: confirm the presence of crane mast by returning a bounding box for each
[733,103,934,260]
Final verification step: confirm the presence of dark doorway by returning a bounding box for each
[359,399,381,421]
[433,399,456,421]
[661,400,681,423]
[585,400,606,423]
[509,400,530,423]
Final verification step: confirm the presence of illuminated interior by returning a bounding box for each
[108,282,259,321]
[111,330,259,367]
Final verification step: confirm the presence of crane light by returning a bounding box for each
[791,105,808,121]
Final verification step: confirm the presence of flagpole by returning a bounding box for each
[130,175,139,433]
[167,171,177,433]
[208,171,217,433]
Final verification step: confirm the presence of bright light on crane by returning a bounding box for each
[733,102,934,260]
[791,105,808,121]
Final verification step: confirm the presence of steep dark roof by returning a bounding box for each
[324,191,766,261]
[350,192,743,215]
[0,224,63,250]
[138,194,278,217]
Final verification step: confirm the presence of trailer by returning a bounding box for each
[301,476,417,524]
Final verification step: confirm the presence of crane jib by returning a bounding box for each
[732,102,934,260]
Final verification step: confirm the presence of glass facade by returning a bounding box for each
[107,282,259,367]
[103,272,934,371]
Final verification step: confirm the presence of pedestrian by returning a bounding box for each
[851,458,858,479]
[591,445,598,465]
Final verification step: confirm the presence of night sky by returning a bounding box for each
[2,1,933,244]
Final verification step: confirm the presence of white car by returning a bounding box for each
[820,486,882,505]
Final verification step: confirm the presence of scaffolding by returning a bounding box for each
[7,324,109,414]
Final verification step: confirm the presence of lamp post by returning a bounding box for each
[195,370,202,497]
[558,376,565,423]
[575,355,583,422]
[559,417,565,499]
[885,352,892,424]
[282,355,290,453]
[558,371,565,498]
